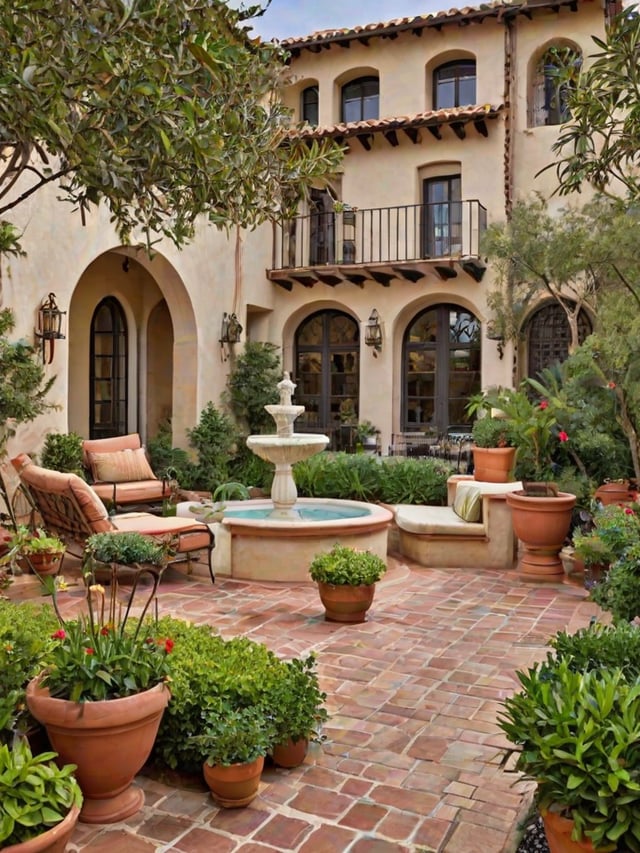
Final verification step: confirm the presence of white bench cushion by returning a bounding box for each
[395,505,485,536]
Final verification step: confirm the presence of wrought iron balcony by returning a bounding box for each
[270,200,487,277]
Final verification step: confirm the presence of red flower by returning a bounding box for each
[625,508,635,515]
[608,381,616,389]
[85,647,95,655]
[164,638,174,654]
[51,629,66,640]
[100,626,110,636]
[558,431,569,442]
[539,400,549,410]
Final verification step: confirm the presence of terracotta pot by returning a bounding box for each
[202,756,264,807]
[271,736,309,768]
[23,552,63,576]
[26,678,170,824]
[316,581,376,623]
[541,809,605,852]
[594,481,631,506]
[2,803,80,853]
[506,490,576,581]
[472,446,516,483]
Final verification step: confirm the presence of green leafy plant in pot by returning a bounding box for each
[309,543,387,623]
[499,621,640,852]
[270,654,328,768]
[192,703,275,808]
[469,415,516,483]
[0,739,83,850]
[1,526,66,577]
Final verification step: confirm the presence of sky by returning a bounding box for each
[241,0,444,41]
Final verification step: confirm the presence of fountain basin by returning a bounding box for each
[178,498,392,582]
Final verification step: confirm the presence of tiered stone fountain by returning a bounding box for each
[197,373,392,582]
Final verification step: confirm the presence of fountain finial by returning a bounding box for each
[277,372,296,407]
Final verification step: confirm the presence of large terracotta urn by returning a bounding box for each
[26,679,170,824]
[506,489,576,581]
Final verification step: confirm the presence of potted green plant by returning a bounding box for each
[354,420,379,453]
[1,526,66,577]
[573,502,640,589]
[589,541,640,622]
[193,704,274,808]
[270,654,328,768]
[0,739,82,852]
[499,621,640,852]
[309,543,387,623]
[25,540,173,824]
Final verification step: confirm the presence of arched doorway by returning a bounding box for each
[89,297,128,439]
[527,302,592,378]
[403,304,480,433]
[294,310,360,445]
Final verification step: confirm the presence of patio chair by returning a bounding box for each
[12,454,215,583]
[81,433,174,511]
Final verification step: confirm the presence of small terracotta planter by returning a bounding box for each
[26,678,170,824]
[23,552,64,576]
[541,809,605,853]
[472,446,516,483]
[316,581,375,623]
[202,756,264,807]
[2,803,80,853]
[594,481,631,506]
[271,737,309,768]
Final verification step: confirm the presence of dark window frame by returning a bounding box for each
[341,76,380,123]
[301,84,319,125]
[89,296,128,439]
[433,60,476,109]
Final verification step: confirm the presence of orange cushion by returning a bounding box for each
[92,480,168,505]
[82,434,142,468]
[89,448,156,484]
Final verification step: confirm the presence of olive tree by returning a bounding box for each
[0,0,342,254]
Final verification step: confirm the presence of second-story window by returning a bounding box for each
[531,45,582,127]
[341,76,379,123]
[301,85,319,125]
[433,61,476,109]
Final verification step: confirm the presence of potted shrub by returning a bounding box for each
[469,415,516,483]
[354,420,379,453]
[25,544,173,824]
[1,527,66,577]
[499,622,640,852]
[193,704,274,808]
[0,739,82,852]
[309,543,387,623]
[589,540,640,622]
[270,654,328,768]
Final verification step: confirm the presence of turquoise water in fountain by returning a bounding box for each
[224,503,371,522]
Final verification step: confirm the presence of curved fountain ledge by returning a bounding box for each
[213,498,393,582]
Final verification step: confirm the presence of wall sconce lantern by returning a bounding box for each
[364,309,383,356]
[35,292,66,364]
[219,312,243,360]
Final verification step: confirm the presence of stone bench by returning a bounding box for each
[394,476,523,571]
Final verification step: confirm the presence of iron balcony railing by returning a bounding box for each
[271,200,487,271]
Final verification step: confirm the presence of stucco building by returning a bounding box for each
[1,0,611,457]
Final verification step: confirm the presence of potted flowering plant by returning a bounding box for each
[1,526,65,576]
[25,531,174,824]
[480,383,576,579]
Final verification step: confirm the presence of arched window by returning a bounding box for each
[90,297,128,439]
[530,45,582,127]
[527,302,592,378]
[295,311,359,445]
[403,305,480,433]
[301,85,319,125]
[433,60,476,109]
[341,76,379,123]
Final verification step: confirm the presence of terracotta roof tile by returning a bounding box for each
[286,104,504,140]
[280,0,590,49]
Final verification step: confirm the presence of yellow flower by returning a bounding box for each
[89,584,105,596]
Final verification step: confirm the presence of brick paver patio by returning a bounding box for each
[9,553,597,852]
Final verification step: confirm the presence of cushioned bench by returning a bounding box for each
[394,476,523,571]
[81,434,172,509]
